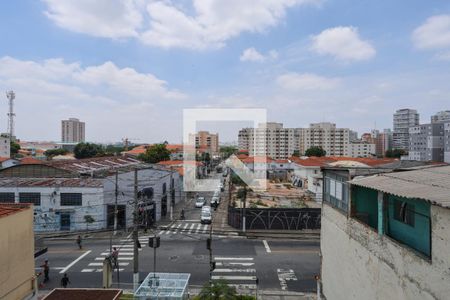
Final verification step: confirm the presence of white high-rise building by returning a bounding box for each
[431,111,450,124]
[393,109,419,151]
[238,123,303,159]
[0,136,10,157]
[303,123,351,156]
[61,118,85,143]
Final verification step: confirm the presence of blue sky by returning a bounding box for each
[0,0,450,143]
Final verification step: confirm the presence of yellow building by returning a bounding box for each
[0,204,36,300]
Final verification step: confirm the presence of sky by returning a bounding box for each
[0,0,450,143]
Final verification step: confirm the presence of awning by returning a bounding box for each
[349,165,450,208]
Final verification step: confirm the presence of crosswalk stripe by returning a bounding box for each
[211,275,257,281]
[188,223,195,234]
[196,224,201,233]
[183,223,189,230]
[214,257,254,261]
[229,284,257,289]
[88,263,103,266]
[81,269,95,272]
[213,268,256,273]
[203,224,208,231]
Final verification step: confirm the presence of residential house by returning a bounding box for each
[321,165,450,300]
[0,204,36,300]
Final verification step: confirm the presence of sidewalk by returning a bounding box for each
[187,287,317,299]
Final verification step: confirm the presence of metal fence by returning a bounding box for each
[228,207,321,230]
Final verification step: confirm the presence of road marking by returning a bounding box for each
[196,224,202,233]
[228,284,257,290]
[183,223,189,231]
[203,224,208,232]
[277,269,297,291]
[213,268,256,273]
[212,275,257,281]
[263,240,271,253]
[214,257,254,261]
[216,262,254,267]
[188,223,195,234]
[159,230,164,235]
[59,250,92,274]
[81,268,94,272]
[88,263,103,266]
[117,257,133,260]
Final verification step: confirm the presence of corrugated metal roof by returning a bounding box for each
[0,178,103,188]
[349,165,450,208]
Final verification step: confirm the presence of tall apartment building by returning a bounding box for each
[303,122,351,156]
[344,141,376,158]
[61,118,85,143]
[0,136,10,157]
[445,123,450,163]
[431,110,450,123]
[393,109,419,150]
[409,123,446,162]
[238,123,303,159]
[188,131,219,154]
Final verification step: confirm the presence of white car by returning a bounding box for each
[211,196,220,206]
[201,210,212,224]
[195,197,206,208]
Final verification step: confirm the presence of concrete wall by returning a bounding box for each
[0,186,104,232]
[0,206,35,300]
[321,204,450,300]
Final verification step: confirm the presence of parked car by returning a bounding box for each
[195,197,206,208]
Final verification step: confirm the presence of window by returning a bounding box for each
[19,193,41,206]
[61,193,82,206]
[0,192,15,203]
[393,200,415,226]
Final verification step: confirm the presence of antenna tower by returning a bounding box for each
[6,91,15,140]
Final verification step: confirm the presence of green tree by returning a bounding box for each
[304,146,326,157]
[84,215,95,231]
[10,141,20,156]
[385,149,407,158]
[138,143,171,163]
[292,150,300,157]
[104,144,126,155]
[220,146,238,159]
[74,142,104,159]
[44,148,69,158]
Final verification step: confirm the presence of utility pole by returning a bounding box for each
[242,186,247,233]
[133,168,139,291]
[113,170,119,235]
[169,170,173,221]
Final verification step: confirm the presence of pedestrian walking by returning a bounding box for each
[76,235,82,249]
[111,247,119,268]
[40,259,50,283]
[61,273,70,288]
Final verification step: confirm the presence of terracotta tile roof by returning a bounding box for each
[157,160,203,167]
[0,203,31,218]
[0,157,11,163]
[42,288,122,300]
[275,159,289,164]
[241,156,274,164]
[20,157,44,164]
[290,156,397,168]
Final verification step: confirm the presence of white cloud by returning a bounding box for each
[43,0,143,39]
[413,15,450,50]
[310,26,376,62]
[276,72,340,90]
[0,56,185,141]
[240,48,278,62]
[42,0,320,49]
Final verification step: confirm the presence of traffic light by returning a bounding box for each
[206,238,212,250]
[149,236,160,248]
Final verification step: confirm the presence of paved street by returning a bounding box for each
[35,170,320,295]
[36,235,320,294]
